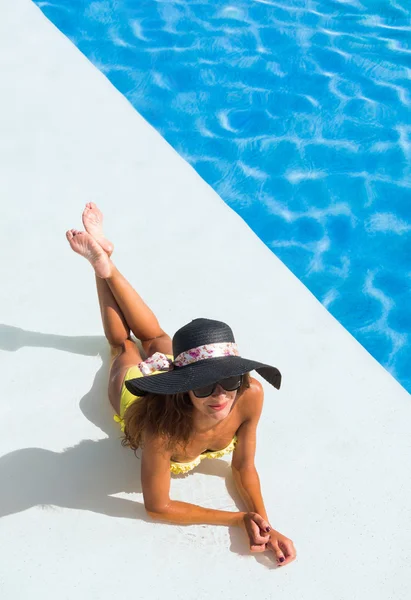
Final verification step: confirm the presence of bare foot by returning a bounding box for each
[82,202,114,256]
[66,229,112,278]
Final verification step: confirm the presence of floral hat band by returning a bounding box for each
[138,342,239,376]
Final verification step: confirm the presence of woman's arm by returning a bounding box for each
[231,387,297,564]
[231,465,269,521]
[147,502,246,526]
[141,432,248,527]
[231,379,270,522]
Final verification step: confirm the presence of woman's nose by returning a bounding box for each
[212,383,225,397]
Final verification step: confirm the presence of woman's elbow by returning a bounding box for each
[145,500,171,518]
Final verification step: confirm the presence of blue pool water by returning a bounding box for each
[35,0,411,393]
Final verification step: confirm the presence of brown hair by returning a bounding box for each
[121,373,251,455]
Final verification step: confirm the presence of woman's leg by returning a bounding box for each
[95,273,130,347]
[104,266,172,357]
[95,275,145,414]
[80,203,130,347]
[66,228,144,413]
[81,202,172,358]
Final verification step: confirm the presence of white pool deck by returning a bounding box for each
[1,1,410,598]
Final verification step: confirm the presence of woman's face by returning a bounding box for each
[188,383,238,423]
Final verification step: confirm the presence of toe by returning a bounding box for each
[66,230,73,240]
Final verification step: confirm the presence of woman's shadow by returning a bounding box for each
[0,324,265,556]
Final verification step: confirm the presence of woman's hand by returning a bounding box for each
[266,528,297,566]
[239,512,271,552]
[239,513,297,566]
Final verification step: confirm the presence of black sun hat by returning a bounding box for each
[124,318,282,397]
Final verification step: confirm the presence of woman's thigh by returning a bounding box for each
[108,339,143,414]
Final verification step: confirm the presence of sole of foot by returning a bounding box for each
[82,202,114,256]
[66,229,112,279]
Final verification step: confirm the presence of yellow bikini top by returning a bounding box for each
[170,435,238,475]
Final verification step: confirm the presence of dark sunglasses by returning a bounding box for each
[192,375,243,398]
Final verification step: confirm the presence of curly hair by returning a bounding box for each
[121,373,251,455]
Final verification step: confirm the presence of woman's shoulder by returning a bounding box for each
[141,428,172,456]
[248,376,264,395]
[237,376,264,424]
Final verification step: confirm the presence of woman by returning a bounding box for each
[66,202,296,566]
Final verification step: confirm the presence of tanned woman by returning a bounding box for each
[66,202,296,567]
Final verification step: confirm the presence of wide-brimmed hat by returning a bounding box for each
[124,318,282,396]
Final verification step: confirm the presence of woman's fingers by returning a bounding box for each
[250,519,270,544]
[250,543,267,553]
[244,518,298,566]
[241,513,272,551]
[267,536,297,566]
[251,513,271,536]
[268,537,286,563]
[279,539,297,565]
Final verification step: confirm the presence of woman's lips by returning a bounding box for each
[208,401,228,411]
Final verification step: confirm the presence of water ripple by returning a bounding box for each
[34,0,411,394]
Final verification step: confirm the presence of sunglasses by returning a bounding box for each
[192,375,243,398]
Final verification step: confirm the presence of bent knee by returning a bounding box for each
[110,338,142,365]
[143,333,173,357]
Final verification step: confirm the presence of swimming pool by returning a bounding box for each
[34,0,411,394]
